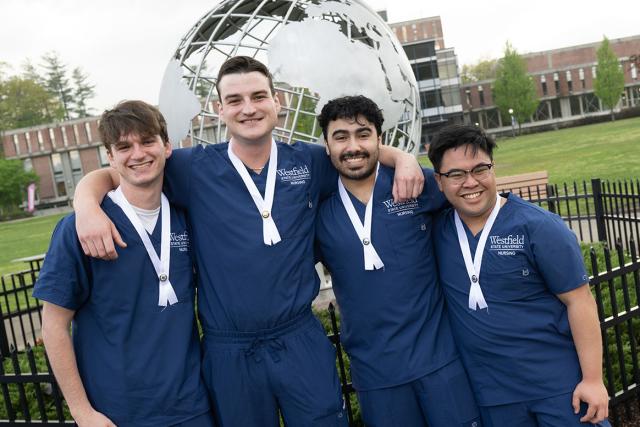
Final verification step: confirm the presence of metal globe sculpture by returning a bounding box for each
[159,0,422,153]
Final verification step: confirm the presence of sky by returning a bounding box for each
[1,0,638,113]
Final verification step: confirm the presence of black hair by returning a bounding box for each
[428,124,497,172]
[317,95,384,140]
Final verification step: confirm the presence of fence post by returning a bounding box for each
[0,276,10,358]
[547,184,556,214]
[592,178,607,243]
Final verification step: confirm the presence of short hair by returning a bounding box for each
[428,124,497,172]
[216,56,275,99]
[98,100,168,153]
[317,95,384,140]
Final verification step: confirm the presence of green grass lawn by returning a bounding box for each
[0,213,66,277]
[421,116,640,184]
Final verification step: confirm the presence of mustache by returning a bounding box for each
[340,151,370,161]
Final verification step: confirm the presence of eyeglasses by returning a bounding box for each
[437,163,494,184]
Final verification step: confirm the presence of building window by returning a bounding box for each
[592,66,597,78]
[13,135,20,155]
[403,41,436,60]
[566,70,573,92]
[632,63,638,80]
[49,128,57,146]
[98,146,110,167]
[553,73,560,93]
[420,89,442,108]
[23,158,33,172]
[37,131,45,151]
[540,75,548,96]
[85,122,93,141]
[412,61,438,81]
[51,153,67,197]
[69,150,83,185]
[465,89,472,106]
[478,85,485,106]
[73,125,81,145]
[25,133,32,153]
[61,127,69,147]
[579,68,586,89]
[441,86,461,107]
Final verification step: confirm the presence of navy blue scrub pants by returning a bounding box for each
[357,359,482,427]
[479,392,612,427]
[201,310,347,427]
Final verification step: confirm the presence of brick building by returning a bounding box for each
[462,35,640,132]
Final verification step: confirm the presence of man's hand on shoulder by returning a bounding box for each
[75,205,126,260]
[572,379,609,424]
[74,407,117,427]
[392,151,424,202]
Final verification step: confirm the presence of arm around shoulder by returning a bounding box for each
[378,145,424,201]
[73,168,126,260]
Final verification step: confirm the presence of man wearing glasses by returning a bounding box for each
[427,124,610,427]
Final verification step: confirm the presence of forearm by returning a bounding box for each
[41,315,93,417]
[73,168,119,211]
[566,289,603,382]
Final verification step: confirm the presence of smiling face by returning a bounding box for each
[325,115,381,181]
[108,133,171,190]
[217,71,281,147]
[435,145,497,228]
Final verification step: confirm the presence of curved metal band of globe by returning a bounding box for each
[163,0,422,154]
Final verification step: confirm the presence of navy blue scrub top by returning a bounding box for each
[33,198,210,427]
[433,193,588,406]
[163,142,336,332]
[315,166,459,391]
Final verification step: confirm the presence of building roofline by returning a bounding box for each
[1,115,99,136]
[389,15,441,27]
[522,34,640,59]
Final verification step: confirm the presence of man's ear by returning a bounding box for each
[434,173,443,192]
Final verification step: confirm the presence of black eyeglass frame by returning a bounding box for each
[436,163,495,180]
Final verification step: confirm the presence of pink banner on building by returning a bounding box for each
[27,183,36,213]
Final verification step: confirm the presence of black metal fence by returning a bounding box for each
[503,177,640,249]
[1,178,639,425]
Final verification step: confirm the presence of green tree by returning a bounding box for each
[71,67,95,117]
[0,158,39,217]
[42,52,73,120]
[461,58,498,84]
[0,76,63,131]
[594,36,625,121]
[492,42,538,134]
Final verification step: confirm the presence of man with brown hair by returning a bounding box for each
[34,100,212,427]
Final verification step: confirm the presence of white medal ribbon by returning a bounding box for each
[454,193,502,311]
[228,139,281,246]
[108,187,178,307]
[338,163,384,270]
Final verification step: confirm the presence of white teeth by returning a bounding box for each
[462,192,481,199]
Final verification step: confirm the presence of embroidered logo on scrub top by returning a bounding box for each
[276,165,310,185]
[170,230,189,252]
[382,198,419,216]
[488,234,525,256]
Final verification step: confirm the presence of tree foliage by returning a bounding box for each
[0,76,63,132]
[492,42,539,132]
[42,52,74,120]
[461,58,498,84]
[594,36,625,120]
[71,67,95,118]
[0,158,39,216]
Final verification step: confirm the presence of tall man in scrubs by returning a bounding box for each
[315,96,481,427]
[428,124,610,427]
[71,57,423,426]
[34,101,212,427]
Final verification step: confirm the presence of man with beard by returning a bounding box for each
[315,96,481,426]
[71,58,424,426]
